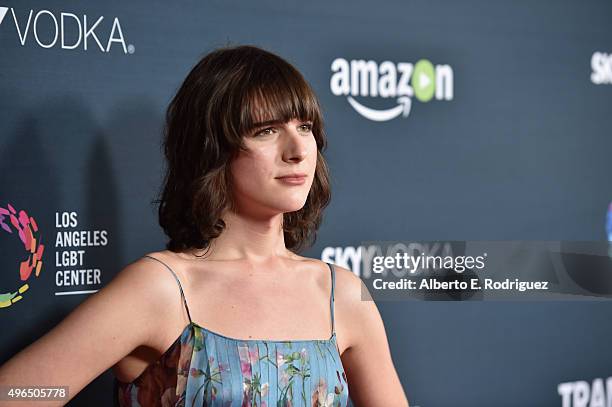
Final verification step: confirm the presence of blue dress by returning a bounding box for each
[114,255,350,407]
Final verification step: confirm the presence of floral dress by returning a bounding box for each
[114,256,350,407]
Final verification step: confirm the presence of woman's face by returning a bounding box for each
[229,117,318,217]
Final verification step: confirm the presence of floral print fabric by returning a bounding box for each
[115,322,349,407]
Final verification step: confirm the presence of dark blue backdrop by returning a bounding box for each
[1,0,611,405]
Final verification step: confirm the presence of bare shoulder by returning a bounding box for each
[295,259,366,352]
[323,262,370,314]
[326,263,378,351]
[111,251,183,307]
[285,255,361,299]
[291,258,364,304]
[131,250,191,313]
[105,251,194,347]
[0,251,185,402]
[324,263,410,405]
[102,252,186,336]
[328,262,365,300]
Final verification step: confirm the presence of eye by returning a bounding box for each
[254,127,276,137]
[299,123,313,132]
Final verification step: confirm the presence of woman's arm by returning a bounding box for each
[0,256,173,406]
[336,266,410,407]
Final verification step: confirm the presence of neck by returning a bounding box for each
[187,208,296,266]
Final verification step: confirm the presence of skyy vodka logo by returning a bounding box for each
[330,57,454,122]
[0,6,133,54]
[591,52,612,85]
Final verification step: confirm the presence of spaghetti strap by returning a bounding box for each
[143,255,193,325]
[326,262,336,336]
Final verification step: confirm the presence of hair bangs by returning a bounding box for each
[238,62,322,138]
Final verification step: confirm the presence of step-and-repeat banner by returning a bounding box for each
[1,0,612,405]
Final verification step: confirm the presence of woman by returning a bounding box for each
[0,45,409,406]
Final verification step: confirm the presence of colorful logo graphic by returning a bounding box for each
[607,202,612,259]
[330,57,454,122]
[0,204,45,307]
[607,202,612,241]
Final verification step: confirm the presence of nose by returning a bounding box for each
[281,124,309,163]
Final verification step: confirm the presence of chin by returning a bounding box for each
[276,200,307,213]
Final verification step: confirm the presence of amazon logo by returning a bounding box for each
[330,57,454,122]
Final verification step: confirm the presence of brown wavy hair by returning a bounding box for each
[152,44,332,256]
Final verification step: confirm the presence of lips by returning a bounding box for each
[276,173,307,180]
[277,176,305,180]
[275,174,307,185]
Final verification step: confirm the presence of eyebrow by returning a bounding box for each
[250,119,285,129]
[250,119,314,132]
